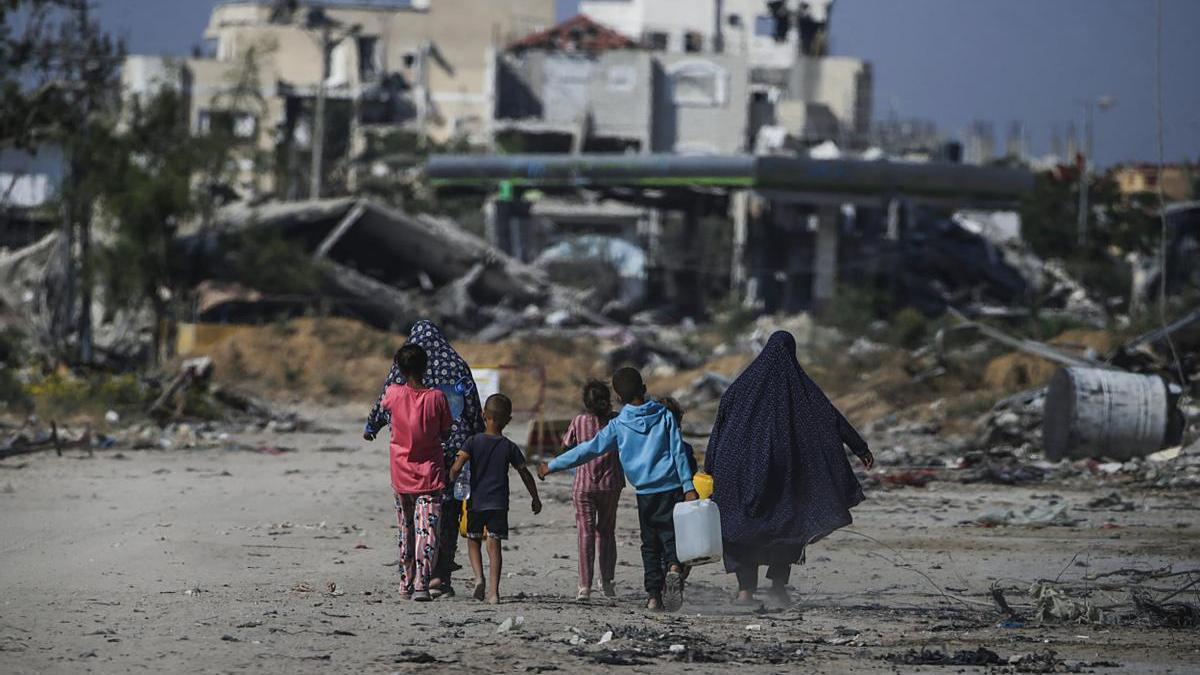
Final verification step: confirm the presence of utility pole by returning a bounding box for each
[304,8,359,201]
[1076,95,1114,247]
[310,22,331,201]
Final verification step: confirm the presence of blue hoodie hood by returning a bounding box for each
[549,400,694,495]
[614,400,668,434]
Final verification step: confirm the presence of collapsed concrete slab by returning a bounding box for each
[188,198,610,336]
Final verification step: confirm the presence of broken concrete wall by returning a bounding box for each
[653,52,749,154]
[751,55,872,145]
[0,232,69,348]
[497,50,655,149]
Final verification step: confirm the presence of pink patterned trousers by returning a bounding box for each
[394,493,441,594]
[573,490,622,590]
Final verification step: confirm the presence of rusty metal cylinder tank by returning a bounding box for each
[1043,367,1169,461]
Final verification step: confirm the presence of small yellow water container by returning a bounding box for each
[693,472,714,500]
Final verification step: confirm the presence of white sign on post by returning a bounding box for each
[471,367,501,405]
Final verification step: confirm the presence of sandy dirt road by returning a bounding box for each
[1,406,1197,673]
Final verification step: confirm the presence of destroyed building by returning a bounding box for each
[432,154,1035,319]
[175,197,607,337]
[1158,201,1200,297]
[121,0,557,198]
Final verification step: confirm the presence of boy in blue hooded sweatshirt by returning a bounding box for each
[538,367,698,611]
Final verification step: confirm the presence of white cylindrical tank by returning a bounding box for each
[673,499,723,566]
[1042,367,1169,461]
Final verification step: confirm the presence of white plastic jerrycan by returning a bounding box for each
[673,499,723,565]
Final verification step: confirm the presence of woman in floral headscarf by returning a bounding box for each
[366,320,485,598]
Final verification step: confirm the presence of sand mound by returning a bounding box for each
[200,318,613,415]
[982,329,1117,391]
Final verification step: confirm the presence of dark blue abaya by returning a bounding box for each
[704,331,869,584]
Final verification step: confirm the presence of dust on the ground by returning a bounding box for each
[8,317,1189,672]
[1,406,1196,673]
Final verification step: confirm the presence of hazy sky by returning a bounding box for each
[93,0,1199,166]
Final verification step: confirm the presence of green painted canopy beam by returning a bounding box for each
[426,154,1033,206]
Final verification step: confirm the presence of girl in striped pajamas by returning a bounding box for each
[561,380,625,601]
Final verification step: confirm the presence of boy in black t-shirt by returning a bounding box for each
[449,393,542,604]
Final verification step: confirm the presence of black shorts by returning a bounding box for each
[466,509,508,540]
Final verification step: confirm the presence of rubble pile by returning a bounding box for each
[993,567,1200,631]
[187,198,614,339]
[0,355,323,460]
[1,412,322,460]
[0,232,154,367]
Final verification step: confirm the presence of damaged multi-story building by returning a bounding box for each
[431,4,1039,320]
[476,1,881,316]
[122,0,556,199]
[493,0,871,155]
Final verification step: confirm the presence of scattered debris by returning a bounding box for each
[976,503,1081,528]
[1031,582,1104,624]
[496,616,525,634]
[1010,650,1120,673]
[389,650,442,664]
[884,647,1002,667]
[578,651,650,667]
[875,469,939,488]
[948,309,1102,370]
[0,422,69,460]
[1129,589,1200,629]
[672,372,730,409]
[1085,492,1136,512]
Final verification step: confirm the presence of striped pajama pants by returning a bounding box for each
[572,490,622,590]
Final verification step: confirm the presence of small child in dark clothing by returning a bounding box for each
[449,393,541,605]
[659,397,698,475]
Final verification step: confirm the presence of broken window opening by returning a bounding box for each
[198,110,258,141]
[357,35,379,81]
[684,31,704,53]
[754,14,776,38]
[359,96,417,126]
[667,60,727,107]
[644,31,669,51]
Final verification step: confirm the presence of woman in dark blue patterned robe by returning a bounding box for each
[704,330,874,605]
